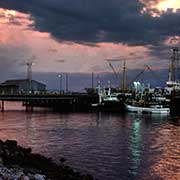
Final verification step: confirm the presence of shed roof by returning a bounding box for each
[0,79,46,87]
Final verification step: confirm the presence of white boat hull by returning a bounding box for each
[125,104,170,114]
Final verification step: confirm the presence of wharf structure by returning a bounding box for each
[0,79,98,112]
[0,79,46,94]
[0,93,99,112]
[0,59,101,113]
[166,47,180,115]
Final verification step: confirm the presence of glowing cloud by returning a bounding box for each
[157,0,180,12]
[0,8,16,24]
[0,8,32,26]
[141,0,180,16]
[164,36,180,46]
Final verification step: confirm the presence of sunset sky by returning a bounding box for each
[0,0,180,90]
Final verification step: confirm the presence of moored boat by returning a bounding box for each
[125,103,170,114]
[98,93,125,111]
[125,80,170,114]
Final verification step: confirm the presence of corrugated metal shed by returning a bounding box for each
[0,79,46,94]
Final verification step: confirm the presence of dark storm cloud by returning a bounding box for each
[0,0,180,46]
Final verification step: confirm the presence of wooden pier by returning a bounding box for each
[0,93,99,112]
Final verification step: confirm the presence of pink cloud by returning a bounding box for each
[0,8,170,76]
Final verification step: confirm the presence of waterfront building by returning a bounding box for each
[0,79,46,94]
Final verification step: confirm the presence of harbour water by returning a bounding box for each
[0,102,179,180]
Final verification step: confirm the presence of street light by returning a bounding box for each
[27,61,36,94]
[58,74,62,94]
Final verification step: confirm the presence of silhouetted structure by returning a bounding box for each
[0,79,46,94]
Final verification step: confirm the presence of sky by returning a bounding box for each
[0,0,180,90]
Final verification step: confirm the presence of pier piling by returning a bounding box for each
[1,101,4,112]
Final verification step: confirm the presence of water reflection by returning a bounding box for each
[150,123,180,180]
[0,103,179,180]
[129,118,141,176]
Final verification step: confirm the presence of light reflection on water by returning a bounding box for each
[129,118,141,176]
[0,102,179,180]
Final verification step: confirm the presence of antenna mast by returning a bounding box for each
[122,60,126,93]
[169,47,179,81]
[27,62,33,81]
[27,62,33,92]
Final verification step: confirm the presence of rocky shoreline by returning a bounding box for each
[0,140,95,180]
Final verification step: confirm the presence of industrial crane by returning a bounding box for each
[106,59,127,93]
[128,64,166,87]
[106,59,121,89]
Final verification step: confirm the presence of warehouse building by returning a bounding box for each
[0,79,46,94]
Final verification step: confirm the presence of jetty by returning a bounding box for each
[0,93,99,112]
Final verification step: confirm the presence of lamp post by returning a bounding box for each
[58,74,62,94]
[27,62,35,93]
[66,73,68,93]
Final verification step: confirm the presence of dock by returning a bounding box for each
[0,93,99,112]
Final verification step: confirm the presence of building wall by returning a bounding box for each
[0,80,46,94]
[18,82,29,92]
[0,86,19,95]
[31,81,46,91]
[19,81,46,92]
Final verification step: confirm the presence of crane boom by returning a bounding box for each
[108,62,120,88]
[108,62,119,79]
[146,65,166,83]
[128,64,166,87]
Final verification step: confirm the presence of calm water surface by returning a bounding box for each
[0,102,179,180]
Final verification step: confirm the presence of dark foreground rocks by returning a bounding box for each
[0,140,95,180]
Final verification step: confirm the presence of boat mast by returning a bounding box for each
[176,48,180,80]
[169,47,179,81]
[122,60,126,94]
[108,80,111,96]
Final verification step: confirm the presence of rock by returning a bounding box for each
[27,173,35,180]
[34,174,45,180]
[7,177,16,180]
[0,140,4,146]
[18,174,30,180]
[59,157,66,163]
[5,140,17,147]
[13,170,24,178]
[2,172,11,179]
[0,140,96,180]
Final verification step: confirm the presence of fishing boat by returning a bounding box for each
[125,80,170,114]
[99,93,125,111]
[90,79,127,111]
[125,103,170,114]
